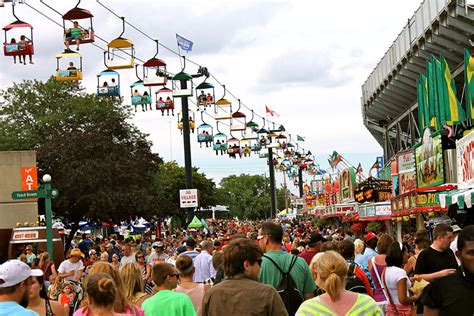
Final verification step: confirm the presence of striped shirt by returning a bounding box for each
[296,293,382,316]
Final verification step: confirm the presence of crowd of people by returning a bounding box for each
[0,218,473,315]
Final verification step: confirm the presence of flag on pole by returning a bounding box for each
[356,163,363,174]
[265,106,279,117]
[328,151,342,169]
[440,54,465,125]
[370,160,381,170]
[176,34,194,52]
[465,49,474,120]
[426,58,439,129]
[416,74,429,131]
[297,135,305,142]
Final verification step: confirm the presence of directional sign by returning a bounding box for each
[179,189,199,208]
[11,190,45,200]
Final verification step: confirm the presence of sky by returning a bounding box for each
[0,0,425,193]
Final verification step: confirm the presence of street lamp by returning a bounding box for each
[42,174,54,258]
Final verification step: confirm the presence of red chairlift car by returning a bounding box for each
[143,40,168,86]
[62,1,95,46]
[3,4,34,59]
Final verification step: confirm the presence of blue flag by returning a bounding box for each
[176,34,193,52]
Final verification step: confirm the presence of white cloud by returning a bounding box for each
[0,0,424,187]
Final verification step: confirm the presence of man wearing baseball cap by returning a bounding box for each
[147,242,169,266]
[0,260,43,315]
[355,232,378,270]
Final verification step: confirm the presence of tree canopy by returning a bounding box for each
[152,161,217,223]
[0,78,162,243]
[217,173,288,219]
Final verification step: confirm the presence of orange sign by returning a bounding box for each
[21,166,38,191]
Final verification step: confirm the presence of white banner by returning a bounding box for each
[456,132,474,189]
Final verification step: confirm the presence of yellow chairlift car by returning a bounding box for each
[55,51,82,81]
[104,17,134,70]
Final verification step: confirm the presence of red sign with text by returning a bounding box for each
[21,166,38,191]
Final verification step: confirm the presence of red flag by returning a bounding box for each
[265,105,279,117]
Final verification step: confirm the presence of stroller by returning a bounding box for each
[49,280,84,316]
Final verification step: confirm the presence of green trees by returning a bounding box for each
[0,78,161,247]
[152,161,217,223]
[217,173,290,219]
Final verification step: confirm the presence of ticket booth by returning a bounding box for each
[8,227,64,266]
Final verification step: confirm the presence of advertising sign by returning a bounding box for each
[417,191,438,207]
[397,150,415,173]
[457,131,474,189]
[375,203,391,216]
[415,129,444,188]
[13,230,39,240]
[179,189,199,208]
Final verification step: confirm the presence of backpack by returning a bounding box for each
[345,263,367,294]
[263,255,304,315]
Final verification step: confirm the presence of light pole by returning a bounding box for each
[42,174,54,258]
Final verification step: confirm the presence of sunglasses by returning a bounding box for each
[136,256,144,259]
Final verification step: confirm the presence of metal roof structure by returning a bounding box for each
[361,0,474,161]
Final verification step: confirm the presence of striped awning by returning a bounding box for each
[439,188,474,209]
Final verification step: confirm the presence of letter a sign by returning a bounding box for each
[21,166,38,191]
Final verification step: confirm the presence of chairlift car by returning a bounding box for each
[213,131,228,155]
[214,85,232,120]
[227,137,240,158]
[105,17,134,69]
[240,138,252,157]
[143,40,167,86]
[172,72,193,97]
[195,81,215,110]
[178,110,195,134]
[230,112,246,131]
[130,80,152,112]
[155,86,174,116]
[197,124,213,148]
[55,51,82,81]
[3,4,34,60]
[62,0,95,50]
[243,119,259,140]
[97,69,120,97]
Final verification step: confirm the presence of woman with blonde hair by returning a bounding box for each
[175,255,210,316]
[296,251,382,316]
[81,272,122,316]
[74,262,144,316]
[120,263,150,307]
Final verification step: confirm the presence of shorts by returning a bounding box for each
[66,34,82,41]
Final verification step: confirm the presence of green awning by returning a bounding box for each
[439,188,474,209]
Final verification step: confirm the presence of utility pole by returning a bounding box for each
[268,147,277,218]
[283,169,289,212]
[298,167,304,198]
[179,77,194,225]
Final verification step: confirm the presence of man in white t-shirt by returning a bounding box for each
[57,248,84,282]
[120,244,136,267]
[449,225,462,265]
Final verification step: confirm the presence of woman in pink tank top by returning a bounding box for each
[175,255,210,316]
[368,233,394,305]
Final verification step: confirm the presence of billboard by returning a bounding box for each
[415,129,444,188]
